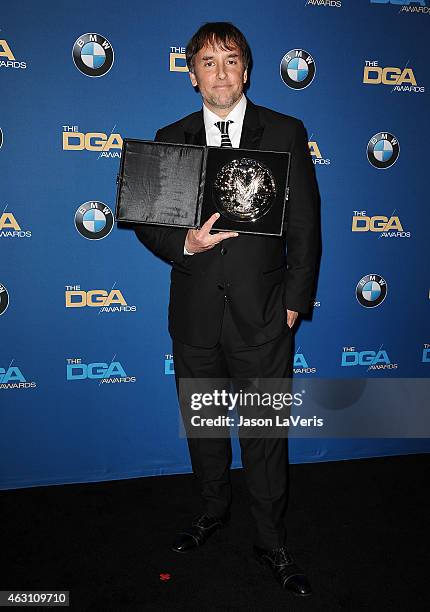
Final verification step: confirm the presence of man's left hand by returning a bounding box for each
[286,309,298,328]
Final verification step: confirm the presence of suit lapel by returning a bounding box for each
[239,100,264,150]
[184,110,206,145]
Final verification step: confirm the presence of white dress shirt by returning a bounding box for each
[184,95,247,255]
[203,94,247,148]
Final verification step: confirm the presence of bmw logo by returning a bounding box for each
[0,283,9,316]
[74,201,114,240]
[280,49,316,90]
[72,33,114,77]
[367,132,400,169]
[0,128,3,149]
[356,274,387,308]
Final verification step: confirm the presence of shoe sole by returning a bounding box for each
[171,546,192,554]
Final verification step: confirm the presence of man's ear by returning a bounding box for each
[243,68,248,85]
[189,71,198,88]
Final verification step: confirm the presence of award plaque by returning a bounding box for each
[116,139,291,236]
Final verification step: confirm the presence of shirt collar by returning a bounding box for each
[203,94,247,131]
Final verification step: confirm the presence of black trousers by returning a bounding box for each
[172,301,293,550]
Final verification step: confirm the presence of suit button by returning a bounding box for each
[217,284,224,291]
[220,247,227,255]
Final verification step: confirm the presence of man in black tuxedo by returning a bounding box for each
[135,22,320,597]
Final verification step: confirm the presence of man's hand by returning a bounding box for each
[185,213,238,254]
[286,309,298,329]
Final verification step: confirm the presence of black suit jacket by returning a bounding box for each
[135,99,320,347]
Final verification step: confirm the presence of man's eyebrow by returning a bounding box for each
[200,52,239,61]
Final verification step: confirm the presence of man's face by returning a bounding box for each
[189,41,247,114]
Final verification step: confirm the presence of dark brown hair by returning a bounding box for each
[186,22,251,73]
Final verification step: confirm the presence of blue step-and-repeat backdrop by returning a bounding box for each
[1,0,429,490]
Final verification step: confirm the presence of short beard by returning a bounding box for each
[205,89,243,111]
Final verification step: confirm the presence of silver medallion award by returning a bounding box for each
[213,158,277,222]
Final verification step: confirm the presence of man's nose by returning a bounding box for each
[217,64,227,79]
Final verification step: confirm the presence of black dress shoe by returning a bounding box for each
[171,512,228,553]
[253,544,312,597]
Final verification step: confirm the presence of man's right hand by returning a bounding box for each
[184,213,238,254]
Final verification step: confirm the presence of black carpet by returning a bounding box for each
[2,453,429,611]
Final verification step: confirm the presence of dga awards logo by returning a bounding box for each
[370,0,430,15]
[74,201,114,240]
[363,61,424,93]
[65,285,136,313]
[72,33,114,77]
[280,50,316,90]
[356,274,387,308]
[0,39,27,69]
[0,127,3,148]
[62,126,122,159]
[293,348,317,374]
[341,346,398,370]
[422,344,430,363]
[0,362,37,390]
[0,211,32,238]
[352,211,410,238]
[0,283,9,315]
[309,139,330,166]
[367,132,400,169]
[66,357,136,384]
[169,46,187,72]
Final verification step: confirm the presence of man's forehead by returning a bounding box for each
[197,41,241,58]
